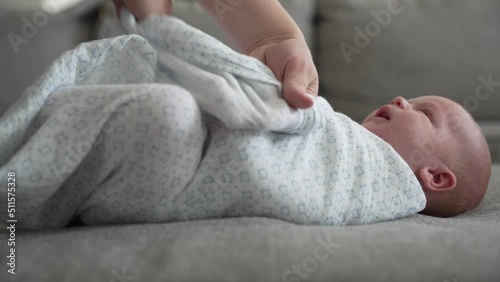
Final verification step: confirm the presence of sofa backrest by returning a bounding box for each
[314,0,500,162]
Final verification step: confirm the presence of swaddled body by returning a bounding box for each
[0,12,425,230]
[178,99,425,225]
[26,83,424,228]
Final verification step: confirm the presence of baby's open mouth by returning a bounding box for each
[375,106,391,121]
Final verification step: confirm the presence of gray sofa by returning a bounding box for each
[0,0,103,117]
[1,1,499,281]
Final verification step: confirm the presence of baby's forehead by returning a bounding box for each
[408,95,457,107]
[410,96,468,116]
[411,95,475,129]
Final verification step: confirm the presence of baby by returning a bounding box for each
[1,1,491,230]
[110,0,492,219]
[363,96,491,217]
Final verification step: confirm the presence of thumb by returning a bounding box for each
[282,57,318,109]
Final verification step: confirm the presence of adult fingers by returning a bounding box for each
[282,57,318,109]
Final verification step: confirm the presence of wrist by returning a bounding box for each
[198,0,303,53]
[245,32,304,56]
[126,0,172,21]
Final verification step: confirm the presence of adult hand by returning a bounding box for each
[112,0,172,20]
[248,37,319,109]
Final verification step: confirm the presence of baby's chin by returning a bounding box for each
[362,124,383,142]
[361,119,396,150]
[361,110,377,125]
[361,114,379,134]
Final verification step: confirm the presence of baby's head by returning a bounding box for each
[362,96,491,217]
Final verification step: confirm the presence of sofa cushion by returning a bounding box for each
[315,0,500,123]
[479,122,500,163]
[8,166,500,282]
[0,1,102,117]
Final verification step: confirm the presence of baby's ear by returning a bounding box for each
[418,166,457,192]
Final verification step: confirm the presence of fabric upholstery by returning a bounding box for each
[2,165,499,282]
[316,0,500,122]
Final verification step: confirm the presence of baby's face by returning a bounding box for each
[362,95,472,171]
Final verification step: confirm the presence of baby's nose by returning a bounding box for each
[390,96,409,110]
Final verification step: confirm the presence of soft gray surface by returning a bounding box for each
[0,0,102,117]
[316,0,500,121]
[1,165,499,282]
[315,0,500,162]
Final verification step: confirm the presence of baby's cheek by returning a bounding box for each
[432,130,449,144]
[405,143,442,169]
